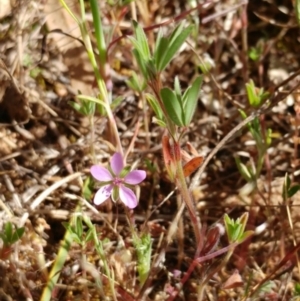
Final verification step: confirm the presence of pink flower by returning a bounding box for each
[90,153,146,208]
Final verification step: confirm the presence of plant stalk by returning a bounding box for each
[173,142,201,255]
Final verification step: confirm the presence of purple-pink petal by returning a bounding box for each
[124,170,146,185]
[94,184,113,205]
[111,152,124,175]
[90,165,113,182]
[119,185,138,208]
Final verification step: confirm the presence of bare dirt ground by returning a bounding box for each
[1,0,300,300]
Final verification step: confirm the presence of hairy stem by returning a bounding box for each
[174,142,201,255]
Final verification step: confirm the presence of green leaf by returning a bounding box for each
[158,23,194,72]
[246,79,260,107]
[144,158,156,173]
[110,96,124,111]
[75,216,83,238]
[238,230,254,243]
[126,74,139,91]
[245,80,269,108]
[5,222,13,240]
[132,20,150,61]
[145,93,164,121]
[83,181,92,200]
[133,233,152,285]
[238,212,249,236]
[224,214,233,239]
[153,117,166,127]
[128,36,142,55]
[69,101,83,113]
[154,34,169,71]
[248,46,262,61]
[182,75,202,125]
[120,166,131,178]
[248,117,261,140]
[258,89,269,102]
[147,58,157,80]
[132,49,148,80]
[174,76,182,99]
[266,128,272,146]
[288,185,300,198]
[224,213,251,244]
[85,101,96,115]
[224,214,232,225]
[294,283,300,296]
[229,223,241,241]
[85,228,94,243]
[160,87,184,126]
[11,227,25,244]
[126,72,146,92]
[77,95,107,110]
[239,109,247,120]
[235,156,253,182]
[239,108,258,136]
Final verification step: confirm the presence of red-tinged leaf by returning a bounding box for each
[183,156,203,177]
[162,135,176,181]
[222,270,243,289]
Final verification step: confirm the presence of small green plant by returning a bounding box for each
[132,232,152,286]
[0,222,24,259]
[282,173,300,200]
[224,212,253,244]
[294,283,300,296]
[129,19,204,250]
[235,80,272,189]
[248,45,262,61]
[245,79,269,108]
[47,1,256,300]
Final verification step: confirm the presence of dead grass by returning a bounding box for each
[0,0,300,300]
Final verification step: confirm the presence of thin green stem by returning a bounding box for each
[89,0,107,76]
[77,0,123,154]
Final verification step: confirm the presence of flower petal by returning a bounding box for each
[119,185,138,208]
[124,170,146,185]
[111,153,124,175]
[94,184,113,205]
[90,165,113,182]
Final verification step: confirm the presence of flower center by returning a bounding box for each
[113,177,124,186]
